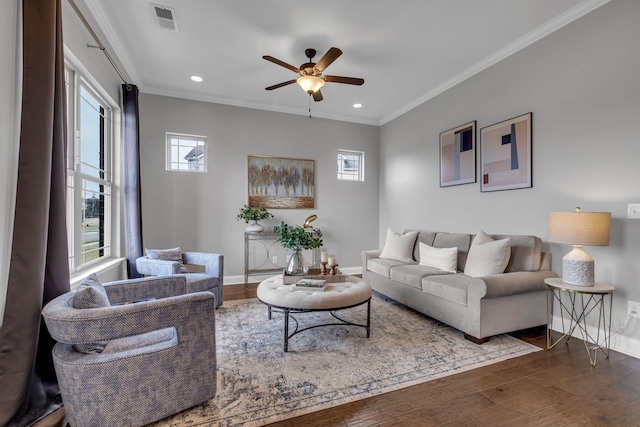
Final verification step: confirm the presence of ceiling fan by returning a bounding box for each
[263,47,364,102]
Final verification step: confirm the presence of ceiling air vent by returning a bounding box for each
[151,4,178,32]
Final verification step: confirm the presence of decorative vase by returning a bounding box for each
[285,247,309,276]
[245,221,264,233]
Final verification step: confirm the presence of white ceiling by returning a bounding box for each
[78,0,606,126]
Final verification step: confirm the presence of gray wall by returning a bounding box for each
[138,94,380,281]
[380,0,640,345]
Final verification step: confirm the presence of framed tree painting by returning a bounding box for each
[247,155,315,209]
[480,112,532,192]
[440,121,476,187]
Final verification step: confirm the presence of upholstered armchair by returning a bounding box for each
[42,275,217,427]
[136,249,224,308]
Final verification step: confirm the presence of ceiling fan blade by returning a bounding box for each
[263,55,299,73]
[265,79,297,90]
[312,90,323,102]
[324,75,365,85]
[314,47,342,72]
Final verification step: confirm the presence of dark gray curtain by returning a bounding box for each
[122,84,144,278]
[0,0,70,425]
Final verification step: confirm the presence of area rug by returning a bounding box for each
[151,293,541,427]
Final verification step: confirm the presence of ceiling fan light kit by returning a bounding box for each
[297,75,324,94]
[263,47,364,102]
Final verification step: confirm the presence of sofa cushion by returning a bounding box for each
[464,231,511,277]
[410,230,437,262]
[418,243,458,273]
[491,234,542,272]
[368,258,412,279]
[390,264,453,289]
[379,228,418,262]
[422,274,471,306]
[433,232,472,271]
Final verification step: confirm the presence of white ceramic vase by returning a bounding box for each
[245,221,265,233]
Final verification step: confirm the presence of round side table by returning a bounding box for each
[545,277,614,366]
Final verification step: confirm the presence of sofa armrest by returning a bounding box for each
[182,252,223,280]
[468,270,559,300]
[136,256,181,275]
[361,249,382,267]
[103,275,188,304]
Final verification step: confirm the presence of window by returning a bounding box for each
[166,133,207,172]
[337,149,364,181]
[65,65,114,272]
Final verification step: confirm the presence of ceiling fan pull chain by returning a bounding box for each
[308,94,312,118]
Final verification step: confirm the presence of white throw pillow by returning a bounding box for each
[418,243,458,273]
[379,228,418,263]
[464,231,511,277]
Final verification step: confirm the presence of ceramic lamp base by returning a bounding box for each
[562,245,594,287]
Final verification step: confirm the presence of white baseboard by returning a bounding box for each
[550,314,640,359]
[223,266,363,286]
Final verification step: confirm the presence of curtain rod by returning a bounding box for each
[67,0,131,89]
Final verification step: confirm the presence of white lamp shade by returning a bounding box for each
[548,211,611,246]
[297,75,325,93]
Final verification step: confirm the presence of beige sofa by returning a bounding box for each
[362,230,557,343]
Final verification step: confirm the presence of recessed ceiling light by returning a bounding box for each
[190,75,203,82]
[353,103,363,108]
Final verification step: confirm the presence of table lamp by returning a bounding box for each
[548,208,611,287]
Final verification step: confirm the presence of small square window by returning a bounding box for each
[337,150,364,182]
[166,133,207,172]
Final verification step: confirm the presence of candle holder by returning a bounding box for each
[320,261,328,275]
[329,264,339,275]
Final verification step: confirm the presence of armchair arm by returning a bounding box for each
[361,249,382,267]
[136,256,181,276]
[183,252,223,280]
[42,291,215,345]
[468,270,558,300]
[103,275,187,304]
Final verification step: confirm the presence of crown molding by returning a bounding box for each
[81,0,142,86]
[379,0,612,126]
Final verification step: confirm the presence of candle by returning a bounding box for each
[328,254,337,266]
[321,250,329,263]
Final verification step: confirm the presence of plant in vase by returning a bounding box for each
[276,221,323,276]
[236,205,273,233]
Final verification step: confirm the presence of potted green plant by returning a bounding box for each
[236,205,273,233]
[276,221,323,275]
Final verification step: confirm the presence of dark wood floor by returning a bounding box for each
[36,283,640,427]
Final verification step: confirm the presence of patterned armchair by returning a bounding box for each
[42,275,217,427]
[136,249,224,308]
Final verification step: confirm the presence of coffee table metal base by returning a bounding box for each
[262,298,371,352]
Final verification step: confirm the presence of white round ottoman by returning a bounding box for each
[257,275,372,351]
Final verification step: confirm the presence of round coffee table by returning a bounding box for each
[257,275,372,352]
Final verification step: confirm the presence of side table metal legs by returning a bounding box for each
[547,287,613,366]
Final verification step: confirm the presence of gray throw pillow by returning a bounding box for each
[145,247,188,273]
[73,273,110,353]
[73,273,110,309]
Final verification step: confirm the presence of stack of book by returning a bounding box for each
[292,279,327,292]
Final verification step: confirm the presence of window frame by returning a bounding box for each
[337,149,365,182]
[166,132,208,173]
[65,60,118,274]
